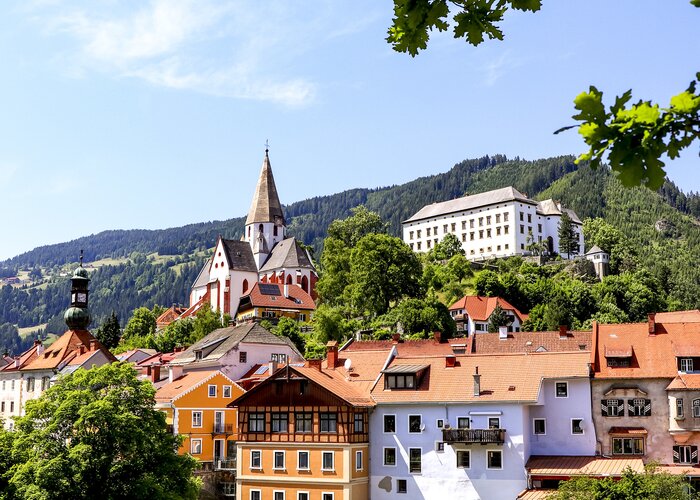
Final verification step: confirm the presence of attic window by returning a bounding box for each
[382,365,428,390]
[195,350,203,360]
[607,358,631,368]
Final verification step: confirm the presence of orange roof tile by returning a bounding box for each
[449,295,527,322]
[667,374,700,390]
[23,329,115,371]
[0,344,41,372]
[342,338,467,357]
[656,465,700,476]
[526,455,645,476]
[472,330,591,354]
[655,310,700,323]
[294,365,375,407]
[239,282,315,311]
[155,370,237,402]
[371,352,590,404]
[593,316,700,379]
[517,490,555,500]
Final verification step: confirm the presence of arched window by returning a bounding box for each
[247,226,251,238]
[242,279,249,294]
[286,275,293,285]
[301,275,309,293]
[259,224,264,233]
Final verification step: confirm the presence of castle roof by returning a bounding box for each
[536,198,582,224]
[246,151,285,226]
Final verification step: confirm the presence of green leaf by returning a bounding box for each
[573,87,606,123]
[509,0,543,12]
[670,91,700,112]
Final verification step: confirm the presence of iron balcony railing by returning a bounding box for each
[215,457,237,470]
[213,423,234,434]
[442,428,505,444]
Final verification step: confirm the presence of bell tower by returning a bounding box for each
[64,251,91,330]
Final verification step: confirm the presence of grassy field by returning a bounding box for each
[18,323,47,339]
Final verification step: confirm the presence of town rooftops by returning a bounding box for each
[155,370,239,403]
[371,351,590,404]
[471,329,591,354]
[21,329,115,371]
[341,337,468,357]
[449,295,528,322]
[238,282,315,311]
[259,237,315,272]
[403,186,534,223]
[170,322,303,366]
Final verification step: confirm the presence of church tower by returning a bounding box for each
[245,147,286,269]
[64,252,91,331]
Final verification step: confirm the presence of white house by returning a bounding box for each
[368,351,594,500]
[402,187,584,260]
[448,295,528,334]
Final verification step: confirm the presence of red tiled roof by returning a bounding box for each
[667,374,700,390]
[593,316,700,379]
[472,330,591,354]
[0,344,41,372]
[656,310,700,323]
[526,455,644,476]
[22,329,115,371]
[342,338,467,357]
[156,306,187,327]
[517,490,556,500]
[239,282,315,311]
[155,370,234,402]
[448,295,527,322]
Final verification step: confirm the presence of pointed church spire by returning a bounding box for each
[246,147,285,226]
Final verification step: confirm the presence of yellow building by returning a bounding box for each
[155,370,244,470]
[230,345,373,500]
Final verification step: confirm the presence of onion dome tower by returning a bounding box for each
[64,251,91,330]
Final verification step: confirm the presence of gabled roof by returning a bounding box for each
[219,238,258,273]
[259,237,315,272]
[371,352,590,404]
[471,330,592,354]
[246,151,285,225]
[238,282,315,312]
[667,374,700,390]
[341,338,467,357]
[585,245,606,256]
[22,329,116,371]
[448,295,527,322]
[156,306,188,328]
[404,186,533,223]
[191,259,211,289]
[0,343,42,372]
[155,370,240,403]
[535,199,582,224]
[170,322,303,366]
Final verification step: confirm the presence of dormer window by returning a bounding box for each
[680,358,694,372]
[605,346,632,368]
[195,350,203,360]
[383,365,428,390]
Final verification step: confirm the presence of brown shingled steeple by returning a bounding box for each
[246,148,285,225]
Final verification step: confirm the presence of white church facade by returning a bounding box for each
[188,149,317,319]
[402,187,584,261]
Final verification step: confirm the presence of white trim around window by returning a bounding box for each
[190,438,202,455]
[321,450,335,471]
[571,417,584,435]
[533,418,546,435]
[436,418,444,429]
[250,449,262,470]
[486,449,503,470]
[273,490,285,500]
[250,490,261,500]
[383,446,397,467]
[408,414,423,433]
[321,493,334,500]
[273,450,286,470]
[355,450,363,471]
[223,385,232,398]
[208,384,217,398]
[297,492,310,500]
[383,414,396,433]
[555,381,569,398]
[297,450,310,470]
[191,411,202,428]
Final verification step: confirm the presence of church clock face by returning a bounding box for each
[77,293,87,303]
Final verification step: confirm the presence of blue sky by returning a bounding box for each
[0,0,698,260]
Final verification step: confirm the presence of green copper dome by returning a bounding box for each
[65,306,90,330]
[72,266,89,280]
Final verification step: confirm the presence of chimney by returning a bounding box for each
[269,360,278,375]
[169,364,183,383]
[433,331,442,343]
[392,333,401,344]
[473,366,481,397]
[307,359,322,371]
[559,325,568,339]
[445,355,456,368]
[326,341,339,369]
[33,339,41,347]
[150,365,161,383]
[89,339,98,351]
[78,344,86,355]
[284,284,290,298]
[14,356,19,369]
[648,313,656,335]
[498,326,508,340]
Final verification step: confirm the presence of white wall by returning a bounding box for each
[201,342,304,381]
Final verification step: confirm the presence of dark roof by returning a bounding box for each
[191,259,211,288]
[260,237,315,272]
[221,239,258,272]
[171,322,303,366]
[246,152,285,225]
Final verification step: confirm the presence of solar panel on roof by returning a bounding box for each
[253,365,268,375]
[259,283,281,296]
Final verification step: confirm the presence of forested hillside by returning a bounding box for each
[1,153,700,354]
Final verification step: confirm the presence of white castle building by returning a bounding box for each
[402,187,584,260]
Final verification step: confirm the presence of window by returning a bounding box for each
[249,412,265,432]
[435,441,445,452]
[443,224,448,233]
[555,382,568,398]
[479,217,484,227]
[192,411,203,428]
[322,451,334,471]
[486,229,491,238]
[239,352,247,363]
[694,399,700,418]
[674,445,699,464]
[520,224,524,234]
[681,358,694,372]
[462,221,467,230]
[320,412,337,433]
[250,450,262,469]
[628,398,651,417]
[408,415,422,433]
[273,491,285,500]
[208,385,217,397]
[496,226,501,235]
[486,216,492,225]
[436,419,444,429]
[271,412,288,433]
[409,448,421,473]
[504,226,509,235]
[612,437,644,455]
[409,231,414,240]
[572,419,584,434]
[427,227,431,237]
[26,377,35,391]
[533,418,546,435]
[677,398,685,418]
[271,353,287,363]
[470,232,475,240]
[190,439,202,455]
[223,386,232,398]
[322,494,334,500]
[488,417,501,429]
[426,241,431,249]
[251,491,261,500]
[0,402,3,412]
[355,450,363,471]
[416,229,421,238]
[385,374,417,390]
[273,451,285,469]
[607,357,631,367]
[295,412,312,433]
[417,242,421,250]
[527,213,532,223]
[354,413,365,433]
[9,402,13,412]
[298,494,309,500]
[457,417,470,429]
[487,450,503,469]
[384,414,396,433]
[479,230,484,239]
[397,479,407,494]
[538,223,542,233]
[503,212,509,222]
[457,450,470,468]
[384,447,396,466]
[602,399,625,417]
[520,212,524,221]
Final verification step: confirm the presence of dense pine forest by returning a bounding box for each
[1,154,700,354]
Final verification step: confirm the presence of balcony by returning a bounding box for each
[213,423,234,434]
[215,457,237,471]
[443,428,505,444]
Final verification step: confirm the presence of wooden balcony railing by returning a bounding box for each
[442,428,505,444]
[213,423,234,434]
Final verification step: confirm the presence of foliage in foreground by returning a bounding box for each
[0,362,199,500]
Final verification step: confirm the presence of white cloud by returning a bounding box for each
[34,0,321,106]
[482,50,526,86]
